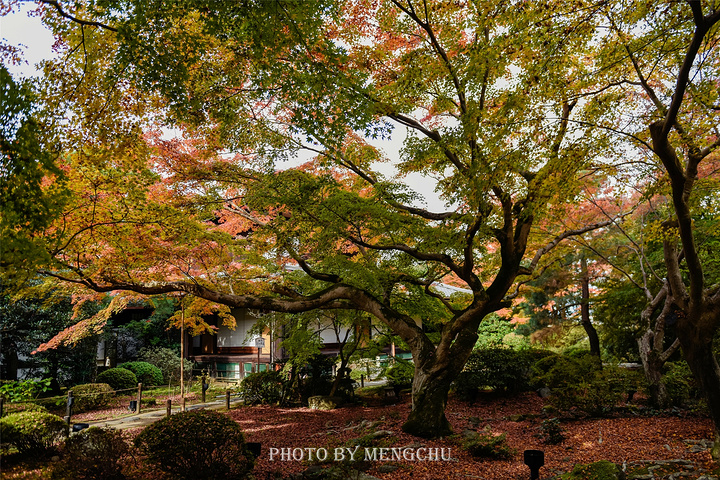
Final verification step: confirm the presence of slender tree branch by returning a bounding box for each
[39,0,118,32]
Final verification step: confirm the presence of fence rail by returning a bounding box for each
[1,380,242,424]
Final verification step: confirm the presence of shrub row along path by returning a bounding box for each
[81,394,244,430]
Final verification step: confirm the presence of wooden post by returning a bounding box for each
[182,397,187,412]
[64,390,74,426]
[225,390,230,410]
[180,296,185,401]
[136,383,142,414]
[166,399,172,417]
[201,375,206,403]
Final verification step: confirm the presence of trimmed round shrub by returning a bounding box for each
[1,402,48,417]
[134,410,254,480]
[117,362,163,387]
[71,384,114,413]
[0,411,67,454]
[96,368,138,392]
[239,370,287,405]
[52,427,129,480]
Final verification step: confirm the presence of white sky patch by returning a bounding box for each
[1,3,55,79]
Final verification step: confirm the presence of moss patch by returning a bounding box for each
[559,460,624,480]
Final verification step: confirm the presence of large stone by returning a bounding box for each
[308,396,344,410]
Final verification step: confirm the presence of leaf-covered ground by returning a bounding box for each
[228,392,717,480]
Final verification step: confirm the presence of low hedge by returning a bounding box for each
[1,402,48,417]
[96,368,138,391]
[134,410,254,480]
[52,427,130,480]
[0,410,67,454]
[71,383,114,413]
[117,362,163,387]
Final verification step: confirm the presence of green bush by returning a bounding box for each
[117,362,163,387]
[238,370,287,405]
[532,354,624,416]
[71,384,113,413]
[1,402,48,417]
[455,348,553,401]
[96,368,138,391]
[52,427,129,480]
[299,354,335,399]
[461,431,516,459]
[137,347,188,384]
[134,410,254,480]
[663,361,697,407]
[0,378,52,402]
[538,418,565,445]
[0,411,67,454]
[385,360,414,393]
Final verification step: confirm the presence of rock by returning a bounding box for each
[508,413,525,422]
[51,455,60,462]
[300,465,326,479]
[316,467,381,480]
[367,429,394,439]
[348,429,395,446]
[462,429,477,439]
[376,465,399,473]
[308,396,344,410]
[468,416,480,426]
[538,387,552,398]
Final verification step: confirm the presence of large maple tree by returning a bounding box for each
[9,0,634,438]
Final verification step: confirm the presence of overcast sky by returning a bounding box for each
[1,2,55,79]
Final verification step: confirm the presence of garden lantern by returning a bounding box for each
[523,449,544,480]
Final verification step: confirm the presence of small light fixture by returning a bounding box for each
[246,442,261,459]
[523,449,544,480]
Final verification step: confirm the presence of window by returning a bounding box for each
[217,363,240,379]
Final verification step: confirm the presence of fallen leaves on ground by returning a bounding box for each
[227,393,716,480]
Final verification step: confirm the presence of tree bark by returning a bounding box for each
[638,331,669,407]
[401,324,480,438]
[677,315,720,461]
[402,364,456,438]
[580,256,601,358]
[636,283,681,408]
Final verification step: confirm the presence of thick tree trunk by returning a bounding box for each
[678,322,720,461]
[402,365,456,438]
[580,256,601,358]
[401,327,479,438]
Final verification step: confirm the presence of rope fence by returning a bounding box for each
[1,379,242,424]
